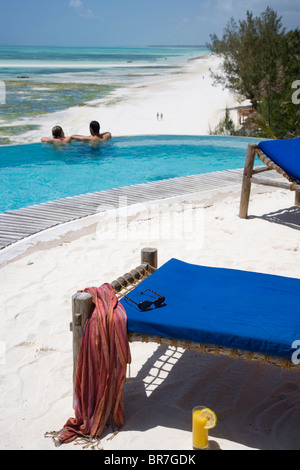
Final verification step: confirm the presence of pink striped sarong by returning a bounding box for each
[59,283,131,444]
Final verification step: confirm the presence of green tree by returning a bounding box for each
[207,7,286,108]
[255,27,300,138]
[208,7,300,138]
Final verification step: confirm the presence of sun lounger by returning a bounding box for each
[239,138,300,218]
[71,248,300,383]
[121,257,300,366]
[66,248,300,443]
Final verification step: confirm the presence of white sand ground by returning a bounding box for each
[1,185,300,451]
[1,54,300,451]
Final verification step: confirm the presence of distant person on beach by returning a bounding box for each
[71,121,111,142]
[41,126,71,144]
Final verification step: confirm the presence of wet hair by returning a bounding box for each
[90,120,100,134]
[52,126,63,139]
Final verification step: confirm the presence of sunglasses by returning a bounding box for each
[124,289,165,311]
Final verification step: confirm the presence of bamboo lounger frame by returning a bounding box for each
[239,143,300,219]
[70,247,299,404]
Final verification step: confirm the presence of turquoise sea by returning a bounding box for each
[0,45,209,145]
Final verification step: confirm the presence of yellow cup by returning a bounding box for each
[192,406,209,449]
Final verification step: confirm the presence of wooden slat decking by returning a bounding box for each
[0,167,279,250]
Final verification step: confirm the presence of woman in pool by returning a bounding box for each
[41,126,71,144]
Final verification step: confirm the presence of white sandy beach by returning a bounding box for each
[16,54,243,144]
[1,54,300,451]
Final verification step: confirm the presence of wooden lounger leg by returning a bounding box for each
[239,143,257,219]
[70,292,93,408]
[295,190,300,206]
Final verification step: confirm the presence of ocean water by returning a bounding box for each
[0,45,209,144]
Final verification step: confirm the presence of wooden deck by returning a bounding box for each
[0,167,278,250]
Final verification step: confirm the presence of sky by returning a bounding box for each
[0,0,299,47]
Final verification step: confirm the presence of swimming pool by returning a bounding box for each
[0,135,259,213]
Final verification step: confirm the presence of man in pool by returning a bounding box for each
[70,121,111,142]
[41,126,71,144]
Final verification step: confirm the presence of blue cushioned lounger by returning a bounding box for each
[120,259,300,360]
[239,138,300,218]
[258,138,300,182]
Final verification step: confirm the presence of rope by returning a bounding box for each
[128,332,299,371]
[256,149,300,184]
[115,263,156,299]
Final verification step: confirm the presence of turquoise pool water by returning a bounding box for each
[0,135,259,213]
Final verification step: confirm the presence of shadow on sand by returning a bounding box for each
[248,205,300,231]
[118,343,300,450]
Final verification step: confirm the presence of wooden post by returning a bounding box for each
[239,144,257,219]
[70,291,93,406]
[70,248,158,408]
[141,247,158,272]
[295,191,300,206]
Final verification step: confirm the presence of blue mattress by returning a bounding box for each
[120,259,300,359]
[258,138,300,182]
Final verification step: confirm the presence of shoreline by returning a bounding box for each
[11,54,247,145]
[1,46,211,146]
